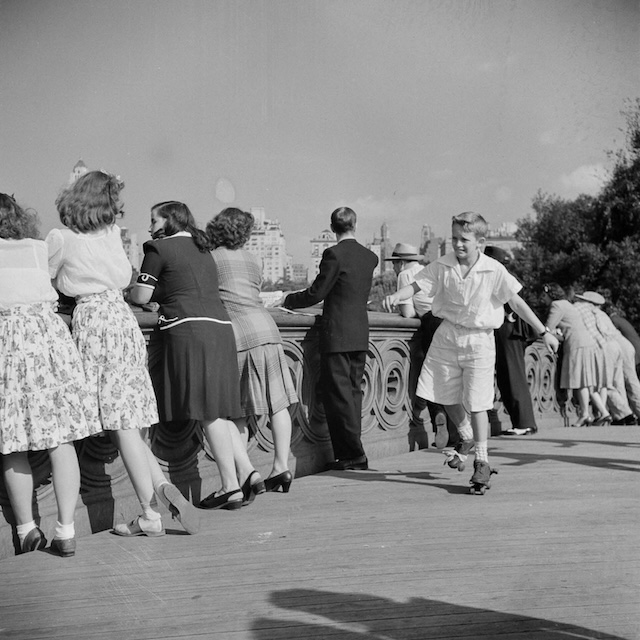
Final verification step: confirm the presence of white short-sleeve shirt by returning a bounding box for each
[414,252,521,329]
[0,238,58,309]
[397,262,433,318]
[46,225,132,297]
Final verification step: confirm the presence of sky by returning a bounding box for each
[1,0,638,267]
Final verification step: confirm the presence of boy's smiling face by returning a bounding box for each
[452,223,485,266]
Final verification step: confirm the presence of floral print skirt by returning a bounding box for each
[72,290,159,430]
[0,302,101,454]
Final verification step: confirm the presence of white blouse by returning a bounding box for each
[0,238,58,309]
[46,225,132,297]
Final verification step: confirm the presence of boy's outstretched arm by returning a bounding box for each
[508,293,559,354]
[383,282,419,312]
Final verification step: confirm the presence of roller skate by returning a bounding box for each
[442,438,474,472]
[469,460,498,495]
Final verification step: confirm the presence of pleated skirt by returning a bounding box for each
[236,343,298,418]
[148,319,242,423]
[560,342,598,389]
[0,302,101,453]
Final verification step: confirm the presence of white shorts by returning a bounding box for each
[416,320,496,413]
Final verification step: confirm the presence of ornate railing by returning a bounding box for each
[0,309,565,557]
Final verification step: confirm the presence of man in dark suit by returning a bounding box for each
[283,207,378,470]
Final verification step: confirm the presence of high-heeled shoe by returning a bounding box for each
[592,413,612,426]
[199,489,243,510]
[264,470,293,493]
[241,471,266,506]
[572,416,591,427]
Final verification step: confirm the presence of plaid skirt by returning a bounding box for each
[0,302,101,454]
[72,290,159,430]
[237,343,298,417]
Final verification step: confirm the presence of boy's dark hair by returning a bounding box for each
[330,207,357,234]
[0,193,40,240]
[151,200,211,252]
[452,211,488,239]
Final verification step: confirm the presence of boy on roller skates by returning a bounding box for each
[384,212,559,494]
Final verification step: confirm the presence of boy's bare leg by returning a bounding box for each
[444,404,473,441]
[469,410,489,445]
[442,404,475,470]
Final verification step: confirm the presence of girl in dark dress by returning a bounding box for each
[131,201,263,509]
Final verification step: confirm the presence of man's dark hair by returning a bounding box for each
[330,207,356,234]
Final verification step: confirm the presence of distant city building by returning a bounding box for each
[366,223,393,276]
[486,222,520,255]
[245,207,291,284]
[419,224,445,263]
[291,263,309,284]
[120,227,141,272]
[309,229,336,280]
[69,159,88,184]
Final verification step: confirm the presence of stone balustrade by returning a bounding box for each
[0,309,566,558]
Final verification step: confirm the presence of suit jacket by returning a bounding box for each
[284,238,378,353]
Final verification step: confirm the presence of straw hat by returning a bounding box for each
[384,242,421,261]
[574,291,605,306]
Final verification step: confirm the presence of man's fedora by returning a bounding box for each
[384,242,421,261]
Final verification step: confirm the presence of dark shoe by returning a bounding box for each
[241,471,266,506]
[613,414,637,426]
[159,483,201,534]
[21,527,47,554]
[434,412,448,449]
[199,489,243,510]
[50,537,76,558]
[326,456,368,471]
[264,470,293,493]
[592,414,612,426]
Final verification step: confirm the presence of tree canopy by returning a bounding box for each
[511,99,640,325]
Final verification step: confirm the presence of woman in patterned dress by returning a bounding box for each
[208,208,298,494]
[131,200,264,510]
[0,193,99,556]
[49,172,200,536]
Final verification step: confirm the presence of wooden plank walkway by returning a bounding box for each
[1,422,639,640]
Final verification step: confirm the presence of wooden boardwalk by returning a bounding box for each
[1,422,639,640]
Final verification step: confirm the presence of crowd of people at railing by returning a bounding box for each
[2,170,638,556]
[0,172,300,556]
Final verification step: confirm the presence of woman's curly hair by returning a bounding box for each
[206,208,254,250]
[56,170,124,233]
[0,193,40,240]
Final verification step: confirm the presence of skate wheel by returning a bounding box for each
[457,463,465,472]
[470,484,486,495]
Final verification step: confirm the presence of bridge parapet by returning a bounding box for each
[0,309,565,558]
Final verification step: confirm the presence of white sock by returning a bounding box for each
[458,421,473,442]
[54,521,75,540]
[475,442,489,463]
[141,502,162,521]
[16,521,36,543]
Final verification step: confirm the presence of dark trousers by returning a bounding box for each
[417,312,459,444]
[320,351,367,461]
[495,321,537,431]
